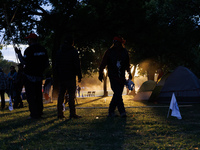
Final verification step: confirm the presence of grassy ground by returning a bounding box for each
[0,95,200,150]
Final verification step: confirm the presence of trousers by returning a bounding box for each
[109,77,126,115]
[57,79,76,117]
[0,90,5,109]
[25,77,43,118]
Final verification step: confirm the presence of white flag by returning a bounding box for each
[167,93,182,119]
[9,96,13,111]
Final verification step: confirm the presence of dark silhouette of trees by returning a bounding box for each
[1,0,200,96]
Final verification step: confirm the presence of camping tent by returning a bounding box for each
[152,66,200,104]
[148,72,171,102]
[133,80,156,101]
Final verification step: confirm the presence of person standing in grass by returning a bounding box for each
[0,67,8,110]
[15,33,49,119]
[99,36,132,118]
[56,34,82,119]
[7,66,17,106]
[14,63,24,108]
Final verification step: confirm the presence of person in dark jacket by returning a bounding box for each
[15,33,49,119]
[56,35,82,119]
[0,67,7,110]
[7,66,17,104]
[99,36,132,118]
[13,63,24,108]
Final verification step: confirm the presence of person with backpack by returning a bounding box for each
[15,33,49,119]
[99,36,132,118]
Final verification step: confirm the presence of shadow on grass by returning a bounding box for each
[75,96,105,107]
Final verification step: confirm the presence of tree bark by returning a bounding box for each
[103,69,108,97]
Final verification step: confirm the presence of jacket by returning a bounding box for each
[56,44,82,81]
[99,47,130,79]
[23,43,49,77]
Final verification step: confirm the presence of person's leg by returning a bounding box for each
[25,78,40,118]
[18,87,23,108]
[68,80,77,117]
[13,88,21,108]
[68,80,81,118]
[0,90,5,109]
[57,82,67,118]
[35,81,43,116]
[108,78,118,116]
[109,78,125,116]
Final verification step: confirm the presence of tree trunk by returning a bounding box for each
[103,69,108,97]
[147,69,155,81]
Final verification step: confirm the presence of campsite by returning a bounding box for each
[1,66,200,149]
[1,1,200,149]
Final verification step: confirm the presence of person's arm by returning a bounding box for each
[14,47,26,65]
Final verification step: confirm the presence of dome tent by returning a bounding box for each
[133,80,156,101]
[156,66,200,104]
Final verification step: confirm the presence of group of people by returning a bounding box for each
[0,64,24,110]
[1,33,132,119]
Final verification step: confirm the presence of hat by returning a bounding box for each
[25,33,38,39]
[113,36,126,44]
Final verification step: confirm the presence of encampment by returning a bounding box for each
[150,66,200,104]
[133,80,156,101]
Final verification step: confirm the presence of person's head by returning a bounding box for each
[64,34,74,46]
[25,33,38,45]
[112,36,126,48]
[10,66,16,73]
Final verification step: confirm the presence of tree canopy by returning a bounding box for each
[1,0,200,78]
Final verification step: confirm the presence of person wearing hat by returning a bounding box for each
[15,33,49,119]
[0,67,8,110]
[98,36,132,118]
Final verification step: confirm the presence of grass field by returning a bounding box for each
[0,95,200,150]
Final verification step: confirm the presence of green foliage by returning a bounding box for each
[0,58,17,74]
[1,0,200,77]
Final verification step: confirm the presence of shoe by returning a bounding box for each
[28,116,43,120]
[120,112,127,118]
[70,115,82,119]
[19,104,24,108]
[58,116,66,119]
[108,113,118,117]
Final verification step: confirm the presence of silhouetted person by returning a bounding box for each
[13,63,24,108]
[0,67,7,110]
[77,85,81,97]
[99,36,132,118]
[7,66,17,105]
[56,35,82,119]
[15,33,49,119]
